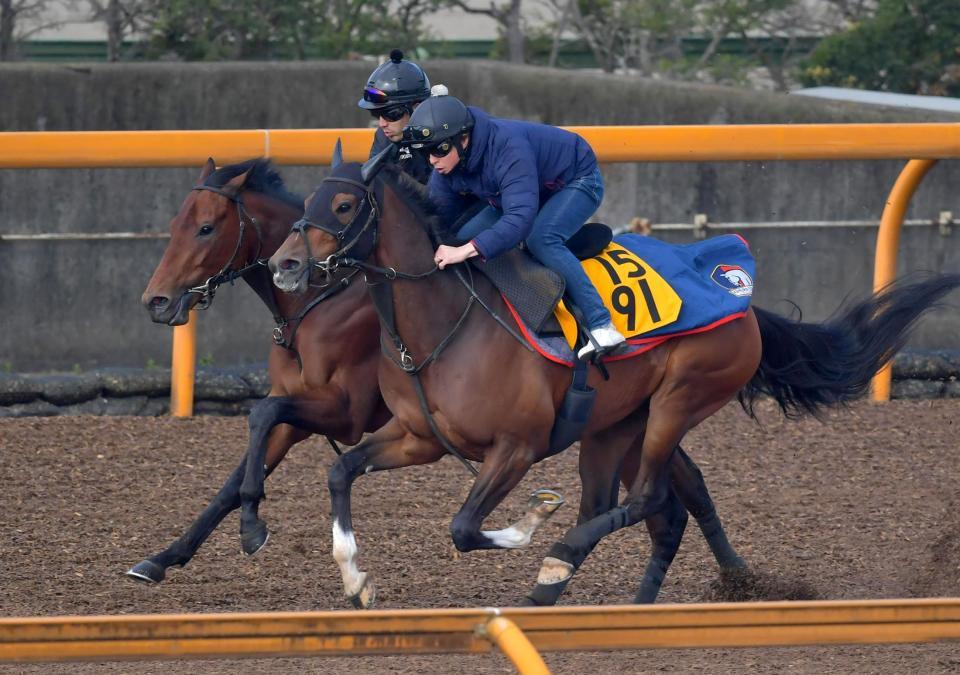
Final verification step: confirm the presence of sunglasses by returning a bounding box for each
[369,106,409,122]
[426,140,456,158]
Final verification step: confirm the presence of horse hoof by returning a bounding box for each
[242,522,270,556]
[528,489,565,515]
[347,575,376,609]
[126,560,165,584]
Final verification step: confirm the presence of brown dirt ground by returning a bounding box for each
[2,400,960,674]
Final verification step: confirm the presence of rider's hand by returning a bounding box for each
[434,243,478,269]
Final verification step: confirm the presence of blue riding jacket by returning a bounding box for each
[428,106,598,260]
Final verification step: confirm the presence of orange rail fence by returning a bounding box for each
[3,599,960,672]
[2,123,959,411]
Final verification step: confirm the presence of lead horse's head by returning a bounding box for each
[269,142,394,293]
[142,158,302,325]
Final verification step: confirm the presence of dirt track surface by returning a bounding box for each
[3,400,960,674]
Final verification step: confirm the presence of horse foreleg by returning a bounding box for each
[447,439,546,552]
[239,393,349,555]
[127,423,306,583]
[327,419,445,609]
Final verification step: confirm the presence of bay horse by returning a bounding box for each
[129,158,389,583]
[268,152,960,608]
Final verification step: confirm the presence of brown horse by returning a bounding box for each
[129,158,389,583]
[268,153,960,608]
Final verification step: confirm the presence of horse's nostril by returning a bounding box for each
[280,258,301,272]
[149,296,170,309]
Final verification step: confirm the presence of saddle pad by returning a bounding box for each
[554,233,755,348]
[499,233,752,366]
[470,247,565,334]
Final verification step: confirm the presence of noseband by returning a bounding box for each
[187,184,265,308]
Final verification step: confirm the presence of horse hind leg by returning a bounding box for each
[670,445,745,570]
[623,442,746,572]
[635,488,687,603]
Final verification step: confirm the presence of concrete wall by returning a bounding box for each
[1,61,959,371]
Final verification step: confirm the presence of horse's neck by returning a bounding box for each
[374,182,479,351]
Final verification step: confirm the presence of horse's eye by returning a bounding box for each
[336,202,352,214]
[197,224,214,236]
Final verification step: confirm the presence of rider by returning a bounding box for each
[358,48,433,185]
[402,93,626,359]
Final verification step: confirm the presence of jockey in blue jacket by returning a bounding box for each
[402,93,625,359]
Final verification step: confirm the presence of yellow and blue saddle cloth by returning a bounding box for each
[503,233,755,366]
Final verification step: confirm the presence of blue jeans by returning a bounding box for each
[456,168,610,328]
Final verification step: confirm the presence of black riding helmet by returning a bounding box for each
[402,93,474,149]
[358,49,431,111]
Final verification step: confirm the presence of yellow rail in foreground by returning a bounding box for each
[1,123,959,167]
[2,599,960,667]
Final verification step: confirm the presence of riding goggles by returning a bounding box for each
[363,86,391,106]
[425,140,455,158]
[369,105,409,122]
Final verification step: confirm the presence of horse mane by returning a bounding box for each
[205,158,303,209]
[378,164,448,240]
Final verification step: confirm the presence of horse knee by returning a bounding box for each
[248,397,284,432]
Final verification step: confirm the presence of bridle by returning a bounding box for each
[290,176,381,282]
[186,184,265,308]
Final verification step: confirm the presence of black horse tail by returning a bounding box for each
[739,273,960,420]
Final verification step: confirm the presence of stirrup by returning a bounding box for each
[577,332,627,361]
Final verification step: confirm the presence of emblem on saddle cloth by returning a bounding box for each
[554,243,683,348]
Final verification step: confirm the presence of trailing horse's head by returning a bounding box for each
[269,158,378,294]
[141,158,301,325]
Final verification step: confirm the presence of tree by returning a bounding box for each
[145,0,438,61]
[0,0,60,60]
[84,0,151,61]
[543,0,699,74]
[801,0,960,96]
[700,0,815,92]
[443,0,525,64]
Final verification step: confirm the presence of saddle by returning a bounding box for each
[469,222,613,336]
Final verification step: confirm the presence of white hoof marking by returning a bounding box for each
[332,520,366,597]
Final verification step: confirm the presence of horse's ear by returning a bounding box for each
[224,167,253,194]
[361,143,398,184]
[198,158,216,183]
[331,138,343,169]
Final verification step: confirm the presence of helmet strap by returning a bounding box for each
[455,133,471,169]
